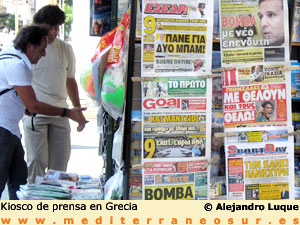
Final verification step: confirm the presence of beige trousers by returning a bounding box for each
[23,116,71,184]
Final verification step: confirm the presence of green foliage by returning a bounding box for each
[64,0,73,7]
[65,4,73,24]
[64,1,73,38]
[0,14,22,31]
[0,14,9,29]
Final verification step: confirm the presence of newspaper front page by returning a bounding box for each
[219,0,290,66]
[225,127,294,200]
[142,0,213,76]
[141,0,214,200]
[222,62,294,199]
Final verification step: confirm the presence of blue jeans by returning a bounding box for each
[0,126,27,200]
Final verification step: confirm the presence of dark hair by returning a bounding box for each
[198,3,205,8]
[259,0,283,8]
[261,101,273,108]
[33,5,65,26]
[13,25,48,52]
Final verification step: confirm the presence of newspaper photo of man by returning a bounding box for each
[258,0,284,46]
[198,3,205,18]
[193,59,203,72]
[281,185,289,199]
[256,101,274,122]
[251,65,264,82]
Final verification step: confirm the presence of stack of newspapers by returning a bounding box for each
[72,175,103,200]
[17,184,72,200]
[17,170,103,200]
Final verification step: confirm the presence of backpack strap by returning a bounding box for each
[0,88,14,96]
[0,53,22,60]
[0,53,22,96]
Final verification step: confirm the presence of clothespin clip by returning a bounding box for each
[214,132,225,138]
[214,132,236,138]
[284,65,300,71]
[268,65,300,72]
[131,77,155,82]
[202,73,222,78]
[201,155,220,170]
[212,67,234,73]
[278,130,300,138]
[131,162,155,170]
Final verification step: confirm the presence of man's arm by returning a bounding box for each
[66,77,88,131]
[256,106,264,120]
[250,73,255,82]
[66,77,81,107]
[14,85,87,124]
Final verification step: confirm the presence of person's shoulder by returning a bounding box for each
[256,116,263,122]
[1,47,30,67]
[55,38,73,50]
[54,39,74,57]
[1,46,19,56]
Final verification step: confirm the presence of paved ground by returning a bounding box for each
[1,107,103,200]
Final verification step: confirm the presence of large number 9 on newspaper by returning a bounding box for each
[144,16,156,35]
[144,138,156,158]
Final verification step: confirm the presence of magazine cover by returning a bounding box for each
[291,61,300,99]
[90,0,111,36]
[292,0,300,42]
[213,0,220,40]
